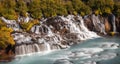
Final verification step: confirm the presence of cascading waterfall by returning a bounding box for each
[92,14,106,34]
[0,17,20,31]
[108,14,117,33]
[113,20,116,32]
[61,15,99,40]
[45,43,51,52]
[1,15,100,55]
[111,14,116,32]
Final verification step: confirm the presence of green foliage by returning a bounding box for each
[0,0,120,49]
[0,20,15,49]
[40,0,67,17]
[55,0,67,16]
[0,0,17,20]
[65,1,74,14]
[0,40,6,48]
[3,9,17,20]
[87,0,114,15]
[28,0,42,19]
[0,0,120,18]
[113,2,120,16]
[16,0,28,17]
[20,20,39,32]
[72,0,91,16]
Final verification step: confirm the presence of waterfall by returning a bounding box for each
[113,21,116,32]
[92,15,106,34]
[45,43,51,52]
[1,17,20,31]
[108,14,117,32]
[34,44,40,52]
[8,15,100,55]
[16,44,38,55]
[61,15,99,40]
[112,14,116,32]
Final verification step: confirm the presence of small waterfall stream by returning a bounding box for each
[112,14,116,32]
[92,15,106,34]
[108,14,117,32]
[45,43,51,52]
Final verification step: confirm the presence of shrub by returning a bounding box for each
[20,20,39,32]
[0,20,15,49]
[16,0,28,17]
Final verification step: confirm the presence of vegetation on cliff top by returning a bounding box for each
[0,0,119,20]
[0,0,120,49]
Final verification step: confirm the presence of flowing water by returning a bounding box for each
[1,36,120,64]
[10,15,99,55]
[0,15,119,64]
[111,14,116,32]
[92,15,106,34]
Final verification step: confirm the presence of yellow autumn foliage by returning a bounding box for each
[20,20,39,32]
[0,20,15,49]
[110,32,115,36]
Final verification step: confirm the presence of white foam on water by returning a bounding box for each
[53,59,73,64]
[68,48,104,60]
[99,42,119,49]
[76,48,104,56]
[80,61,97,64]
[92,52,117,61]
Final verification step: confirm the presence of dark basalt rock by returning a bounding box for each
[84,15,94,31]
[108,14,116,32]
[116,17,120,33]
[5,44,15,54]
[83,14,120,35]
[46,16,66,31]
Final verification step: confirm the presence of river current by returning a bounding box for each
[1,36,120,64]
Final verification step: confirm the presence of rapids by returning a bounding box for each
[0,14,119,64]
[1,37,120,64]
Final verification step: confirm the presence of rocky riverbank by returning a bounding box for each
[0,14,120,62]
[0,50,14,62]
[0,44,15,62]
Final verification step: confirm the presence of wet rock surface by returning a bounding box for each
[9,15,99,55]
[1,14,119,57]
[116,17,120,33]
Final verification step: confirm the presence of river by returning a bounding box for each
[1,36,120,64]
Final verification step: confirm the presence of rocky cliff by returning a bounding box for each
[0,14,120,61]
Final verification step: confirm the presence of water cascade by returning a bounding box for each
[1,15,99,55]
[92,14,106,34]
[110,14,116,32]
[0,17,20,31]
